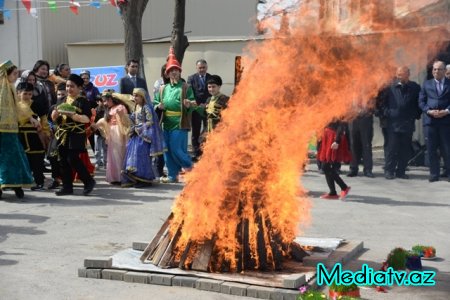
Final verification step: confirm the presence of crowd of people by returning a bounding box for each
[317,62,450,200]
[2,51,449,200]
[0,47,230,199]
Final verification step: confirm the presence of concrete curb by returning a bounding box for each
[78,241,363,299]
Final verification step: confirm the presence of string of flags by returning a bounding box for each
[0,0,127,19]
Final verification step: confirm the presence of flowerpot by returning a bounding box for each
[329,288,360,299]
[406,256,422,270]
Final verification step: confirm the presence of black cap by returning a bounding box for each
[17,82,34,92]
[206,75,222,86]
[67,74,84,87]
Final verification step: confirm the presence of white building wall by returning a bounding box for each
[0,0,41,70]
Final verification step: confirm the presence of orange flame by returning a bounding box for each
[167,0,450,272]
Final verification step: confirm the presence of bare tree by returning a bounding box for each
[171,0,189,64]
[117,0,149,78]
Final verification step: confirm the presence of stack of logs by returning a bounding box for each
[140,213,309,272]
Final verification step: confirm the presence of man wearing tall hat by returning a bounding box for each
[154,47,200,183]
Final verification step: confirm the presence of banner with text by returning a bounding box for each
[71,65,125,93]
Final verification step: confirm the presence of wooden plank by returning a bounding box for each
[140,213,173,262]
[256,213,268,270]
[158,226,182,268]
[150,230,171,265]
[178,241,192,269]
[191,239,215,271]
[290,242,310,262]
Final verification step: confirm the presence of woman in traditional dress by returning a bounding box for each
[94,91,131,184]
[0,60,34,199]
[122,88,164,187]
[51,74,96,196]
[318,119,352,200]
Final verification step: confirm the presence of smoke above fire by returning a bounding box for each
[168,1,449,271]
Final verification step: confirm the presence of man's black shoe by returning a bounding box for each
[14,187,24,199]
[429,177,439,183]
[347,171,358,177]
[31,184,45,191]
[385,173,395,180]
[396,174,409,179]
[83,180,96,196]
[55,189,73,196]
[364,171,375,178]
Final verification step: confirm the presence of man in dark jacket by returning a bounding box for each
[187,59,211,159]
[378,66,421,179]
[119,59,148,95]
[419,61,450,182]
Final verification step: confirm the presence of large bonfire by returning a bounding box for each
[143,0,449,272]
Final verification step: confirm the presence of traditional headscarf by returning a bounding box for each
[133,88,147,101]
[0,60,19,133]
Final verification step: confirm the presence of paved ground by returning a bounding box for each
[0,160,449,299]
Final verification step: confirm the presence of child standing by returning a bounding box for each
[318,120,352,200]
[93,96,107,168]
[205,75,230,133]
[16,82,46,191]
[122,88,164,187]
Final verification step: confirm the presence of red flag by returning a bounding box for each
[70,1,80,15]
[22,0,31,13]
[110,0,116,7]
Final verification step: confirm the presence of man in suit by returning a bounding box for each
[119,59,148,95]
[187,59,211,159]
[378,66,421,179]
[419,60,450,182]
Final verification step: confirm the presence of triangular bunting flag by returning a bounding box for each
[4,9,11,20]
[89,1,101,9]
[30,7,38,18]
[110,0,116,7]
[48,0,57,12]
[21,0,31,13]
[70,1,80,15]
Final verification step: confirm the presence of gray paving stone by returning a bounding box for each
[196,278,224,292]
[78,267,87,278]
[123,271,150,284]
[327,241,363,267]
[272,288,299,300]
[172,276,199,288]
[149,273,174,286]
[102,269,127,281]
[282,273,306,288]
[247,286,277,299]
[132,241,148,251]
[86,268,102,279]
[220,282,249,296]
[84,257,112,268]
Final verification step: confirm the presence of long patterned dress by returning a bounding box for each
[105,104,129,183]
[122,103,164,186]
[0,69,34,190]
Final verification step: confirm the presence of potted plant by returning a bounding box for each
[328,281,360,299]
[405,250,422,271]
[412,245,436,259]
[386,247,407,270]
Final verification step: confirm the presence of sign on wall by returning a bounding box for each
[71,65,126,93]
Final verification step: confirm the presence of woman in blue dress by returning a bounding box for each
[0,60,34,199]
[122,88,164,188]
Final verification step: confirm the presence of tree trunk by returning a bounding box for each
[171,0,189,64]
[118,0,149,79]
